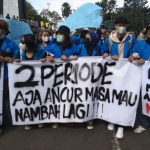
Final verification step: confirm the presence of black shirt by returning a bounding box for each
[0,39,4,49]
[118,38,123,42]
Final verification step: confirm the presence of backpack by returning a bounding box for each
[108,33,133,54]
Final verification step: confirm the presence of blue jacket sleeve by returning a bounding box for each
[130,42,139,56]
[12,42,20,59]
[101,38,109,55]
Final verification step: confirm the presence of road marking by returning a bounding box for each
[111,130,121,150]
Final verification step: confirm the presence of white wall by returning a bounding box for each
[3,0,19,18]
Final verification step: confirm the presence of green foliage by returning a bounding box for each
[61,2,72,19]
[95,0,117,22]
[116,0,150,32]
[25,0,38,20]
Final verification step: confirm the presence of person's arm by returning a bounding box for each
[101,38,109,59]
[128,42,140,62]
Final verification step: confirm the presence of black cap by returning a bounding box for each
[56,25,70,37]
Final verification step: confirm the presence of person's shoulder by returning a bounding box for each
[5,37,17,45]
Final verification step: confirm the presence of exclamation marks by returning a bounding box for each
[101,104,104,118]
[96,103,99,117]
[92,103,95,117]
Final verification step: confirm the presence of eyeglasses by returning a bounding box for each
[20,40,25,44]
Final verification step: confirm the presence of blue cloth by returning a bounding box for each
[5,19,32,45]
[101,35,137,58]
[47,43,78,58]
[78,41,102,56]
[130,40,150,60]
[38,37,56,51]
[1,37,20,79]
[71,35,81,46]
[22,49,46,60]
[59,3,102,31]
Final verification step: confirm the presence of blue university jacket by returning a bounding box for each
[101,31,137,58]
[78,41,102,56]
[47,43,78,58]
[1,37,20,79]
[130,40,150,60]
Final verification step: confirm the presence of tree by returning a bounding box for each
[48,11,62,28]
[61,2,72,19]
[25,0,38,20]
[95,0,117,22]
[40,9,62,29]
[116,0,150,32]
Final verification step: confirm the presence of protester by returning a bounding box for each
[16,16,19,20]
[14,34,54,130]
[47,25,78,128]
[71,30,81,46]
[40,21,45,29]
[30,19,34,28]
[45,21,49,29]
[38,30,55,52]
[97,25,110,44]
[128,26,150,133]
[12,15,17,20]
[137,27,146,40]
[79,28,89,44]
[6,14,10,19]
[78,31,102,129]
[0,19,20,134]
[102,16,138,139]
[34,19,38,28]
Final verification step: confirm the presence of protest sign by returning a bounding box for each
[8,58,141,126]
[142,61,150,117]
[60,3,103,31]
[0,62,4,125]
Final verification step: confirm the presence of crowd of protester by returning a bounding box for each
[0,16,150,139]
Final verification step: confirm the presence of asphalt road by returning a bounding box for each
[0,118,150,150]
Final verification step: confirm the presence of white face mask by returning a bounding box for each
[117,27,126,34]
[19,43,27,50]
[42,36,49,42]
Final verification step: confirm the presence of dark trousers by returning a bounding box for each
[0,79,11,129]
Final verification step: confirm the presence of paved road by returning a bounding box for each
[0,118,150,150]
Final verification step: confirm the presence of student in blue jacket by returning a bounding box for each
[78,31,102,130]
[38,30,55,52]
[14,34,54,130]
[129,26,150,134]
[0,19,20,134]
[78,31,102,57]
[47,25,78,61]
[102,16,138,139]
[47,25,78,129]
[102,16,137,60]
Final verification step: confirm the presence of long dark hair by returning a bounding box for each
[22,34,37,50]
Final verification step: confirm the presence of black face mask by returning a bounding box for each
[146,37,150,45]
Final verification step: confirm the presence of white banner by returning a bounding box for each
[142,61,150,117]
[0,62,4,125]
[8,57,142,126]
